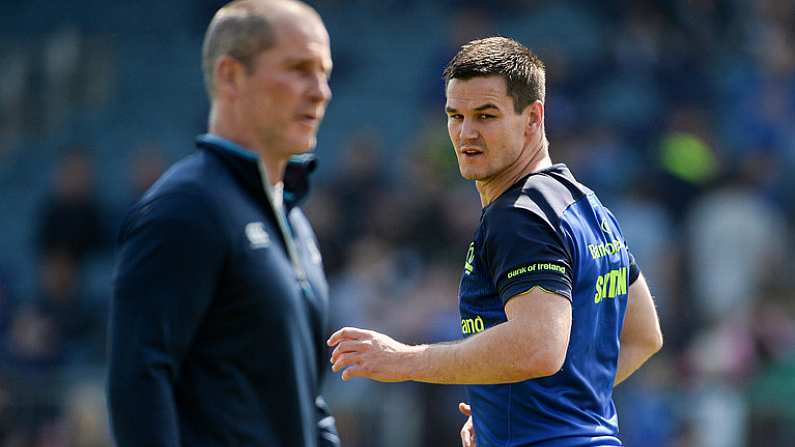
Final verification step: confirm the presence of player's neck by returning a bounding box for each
[476,141,551,208]
[209,110,287,185]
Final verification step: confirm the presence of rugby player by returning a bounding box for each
[328,37,662,447]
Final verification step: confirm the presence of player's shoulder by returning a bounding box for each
[144,151,221,201]
[486,164,592,229]
[128,151,225,226]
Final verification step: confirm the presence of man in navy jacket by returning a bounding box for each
[107,1,339,446]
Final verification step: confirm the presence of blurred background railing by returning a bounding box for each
[1,1,794,446]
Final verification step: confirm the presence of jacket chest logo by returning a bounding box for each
[245,222,271,249]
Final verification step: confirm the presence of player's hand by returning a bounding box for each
[459,402,476,447]
[327,327,418,382]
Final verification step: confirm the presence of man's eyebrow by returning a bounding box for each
[284,57,333,75]
[473,103,500,112]
[446,103,501,114]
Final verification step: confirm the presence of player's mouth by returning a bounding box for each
[296,114,321,127]
[460,146,484,158]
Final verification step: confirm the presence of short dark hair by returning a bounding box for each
[443,37,546,113]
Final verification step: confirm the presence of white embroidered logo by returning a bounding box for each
[245,222,271,249]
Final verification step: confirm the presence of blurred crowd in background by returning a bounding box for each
[1,1,794,446]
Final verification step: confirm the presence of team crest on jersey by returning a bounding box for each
[464,242,475,275]
[245,222,271,249]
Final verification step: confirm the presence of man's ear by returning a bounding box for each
[214,56,245,99]
[525,100,545,136]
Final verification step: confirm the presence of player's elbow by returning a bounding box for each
[648,328,664,355]
[539,348,567,377]
[643,321,664,354]
[632,326,664,358]
[519,347,566,379]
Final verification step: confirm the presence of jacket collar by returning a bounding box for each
[195,133,317,210]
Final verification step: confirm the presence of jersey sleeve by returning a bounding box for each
[108,190,226,447]
[483,206,574,305]
[627,247,641,285]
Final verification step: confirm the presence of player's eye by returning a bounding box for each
[478,113,495,120]
[448,114,463,121]
[289,62,316,76]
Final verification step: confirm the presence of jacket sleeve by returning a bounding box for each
[107,190,226,447]
[315,395,341,447]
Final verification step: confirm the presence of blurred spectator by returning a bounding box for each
[654,105,721,220]
[35,150,110,263]
[746,288,795,444]
[109,143,169,234]
[2,304,61,370]
[309,132,388,277]
[0,48,30,153]
[33,250,104,364]
[327,133,386,240]
[0,270,13,340]
[62,381,112,447]
[42,27,82,135]
[419,6,495,109]
[127,144,167,202]
[685,166,788,322]
[2,250,103,370]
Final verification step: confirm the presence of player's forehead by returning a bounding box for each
[275,8,328,45]
[445,76,511,110]
[262,7,332,67]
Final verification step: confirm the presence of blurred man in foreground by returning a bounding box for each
[107,1,339,445]
[329,37,662,447]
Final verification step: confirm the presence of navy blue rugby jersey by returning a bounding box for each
[459,164,640,447]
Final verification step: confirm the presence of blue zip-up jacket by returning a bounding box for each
[108,134,340,447]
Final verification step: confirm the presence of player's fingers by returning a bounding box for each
[327,327,369,346]
[340,364,366,381]
[326,327,349,346]
[331,352,360,373]
[458,402,471,416]
[330,341,362,363]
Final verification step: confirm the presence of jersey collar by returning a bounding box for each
[194,133,317,210]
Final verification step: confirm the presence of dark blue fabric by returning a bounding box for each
[458,164,640,447]
[108,135,338,447]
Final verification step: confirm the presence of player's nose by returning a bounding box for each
[459,118,479,141]
[307,73,331,104]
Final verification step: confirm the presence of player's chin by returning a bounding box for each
[458,165,488,181]
[286,133,318,155]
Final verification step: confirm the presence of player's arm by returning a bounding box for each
[614,273,662,385]
[419,286,571,383]
[107,191,224,447]
[328,287,570,384]
[329,206,572,384]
